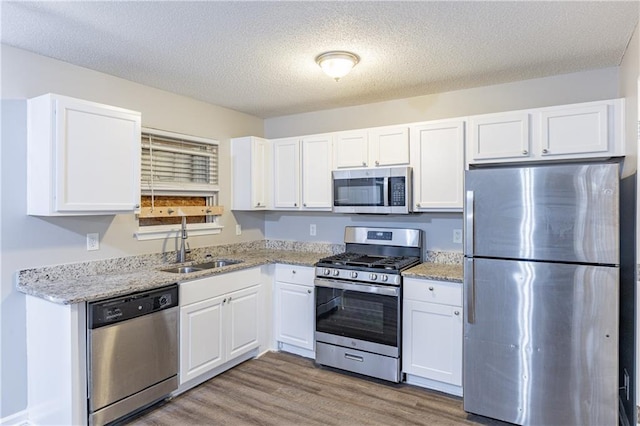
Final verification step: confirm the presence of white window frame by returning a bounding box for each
[135,127,222,241]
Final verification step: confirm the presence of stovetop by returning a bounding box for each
[317,252,420,271]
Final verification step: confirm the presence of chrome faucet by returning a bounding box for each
[177,216,190,263]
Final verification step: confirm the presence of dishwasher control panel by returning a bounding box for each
[88,284,178,329]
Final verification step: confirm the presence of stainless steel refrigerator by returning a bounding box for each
[463,162,620,426]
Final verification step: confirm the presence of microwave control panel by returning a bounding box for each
[389,177,406,206]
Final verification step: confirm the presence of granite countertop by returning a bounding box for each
[17,249,325,305]
[402,262,463,283]
[17,240,465,304]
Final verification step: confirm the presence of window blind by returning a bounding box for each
[141,130,219,193]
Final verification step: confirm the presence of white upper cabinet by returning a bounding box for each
[334,126,409,169]
[334,130,368,168]
[468,99,624,165]
[301,134,333,210]
[272,137,301,209]
[27,93,141,215]
[411,120,465,211]
[369,126,410,167]
[231,136,272,210]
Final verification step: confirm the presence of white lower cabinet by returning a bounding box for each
[402,277,463,396]
[274,264,315,358]
[179,267,262,385]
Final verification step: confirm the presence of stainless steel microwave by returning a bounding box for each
[332,166,412,214]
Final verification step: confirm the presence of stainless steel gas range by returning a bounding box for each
[314,226,423,382]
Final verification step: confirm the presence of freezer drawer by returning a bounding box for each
[463,258,619,425]
[465,163,619,264]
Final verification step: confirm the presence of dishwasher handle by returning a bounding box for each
[88,284,179,329]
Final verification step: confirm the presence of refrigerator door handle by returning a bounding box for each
[464,190,474,256]
[465,258,475,324]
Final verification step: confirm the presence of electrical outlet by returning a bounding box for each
[310,224,317,236]
[453,229,463,244]
[87,233,100,251]
[235,224,242,236]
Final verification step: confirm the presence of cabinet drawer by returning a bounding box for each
[275,264,314,286]
[180,267,261,306]
[403,278,462,306]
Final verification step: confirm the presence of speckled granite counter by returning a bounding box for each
[17,244,333,305]
[402,262,463,283]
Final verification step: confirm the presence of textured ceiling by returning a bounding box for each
[1,1,638,118]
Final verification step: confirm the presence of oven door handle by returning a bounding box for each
[314,278,400,297]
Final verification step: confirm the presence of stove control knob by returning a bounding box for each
[381,275,388,282]
[370,273,378,281]
[333,270,340,277]
[323,268,331,276]
[351,271,358,279]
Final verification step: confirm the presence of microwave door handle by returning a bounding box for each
[383,178,389,207]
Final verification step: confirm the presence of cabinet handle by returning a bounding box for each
[428,286,434,291]
[542,148,549,154]
[307,289,312,294]
[454,311,460,316]
[522,150,528,155]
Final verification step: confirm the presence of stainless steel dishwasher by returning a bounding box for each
[87,284,179,426]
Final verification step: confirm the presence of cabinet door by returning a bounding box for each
[180,295,225,384]
[539,103,609,157]
[369,126,410,166]
[412,121,464,210]
[301,135,333,210]
[273,138,300,209]
[402,299,462,386]
[334,130,368,168]
[251,138,271,209]
[225,285,260,360]
[468,111,531,162]
[275,281,315,350]
[28,94,141,215]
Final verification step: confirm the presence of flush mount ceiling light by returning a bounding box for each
[315,51,360,81]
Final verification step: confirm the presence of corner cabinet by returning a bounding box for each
[231,136,272,210]
[410,120,464,211]
[402,277,463,396]
[27,93,141,215]
[467,98,624,165]
[274,264,315,358]
[179,267,262,386]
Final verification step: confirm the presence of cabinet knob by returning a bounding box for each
[362,162,367,166]
[522,150,528,155]
[223,298,227,304]
[542,148,549,154]
[256,202,261,207]
[134,204,140,209]
[454,311,460,316]
[294,203,297,207]
[307,289,312,294]
[428,286,434,291]
[292,270,296,274]
[228,296,232,302]
[416,203,421,208]
[303,203,307,207]
[375,161,379,166]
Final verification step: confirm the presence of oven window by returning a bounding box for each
[333,177,385,207]
[315,287,398,347]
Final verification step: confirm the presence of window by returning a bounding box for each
[135,127,222,240]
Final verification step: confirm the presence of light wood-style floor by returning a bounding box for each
[125,351,509,426]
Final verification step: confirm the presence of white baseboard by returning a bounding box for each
[0,409,30,426]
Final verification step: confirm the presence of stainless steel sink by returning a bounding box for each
[161,259,243,274]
